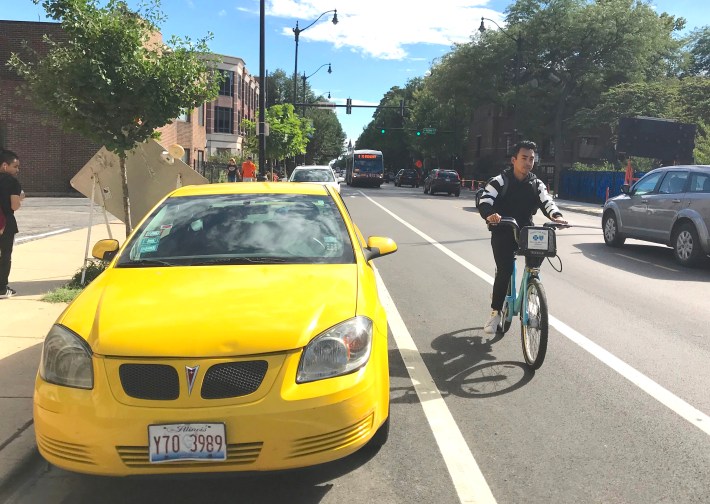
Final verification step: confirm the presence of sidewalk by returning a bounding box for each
[0,220,124,493]
[0,201,599,491]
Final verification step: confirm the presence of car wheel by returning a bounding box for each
[455,190,460,197]
[673,222,703,267]
[423,185,428,194]
[602,212,625,247]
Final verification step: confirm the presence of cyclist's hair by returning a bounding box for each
[0,149,19,166]
[511,140,537,157]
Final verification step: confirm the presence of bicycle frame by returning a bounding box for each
[503,257,541,326]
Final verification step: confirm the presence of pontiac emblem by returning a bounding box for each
[185,365,200,396]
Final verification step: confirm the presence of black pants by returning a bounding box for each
[0,232,15,291]
[490,230,517,311]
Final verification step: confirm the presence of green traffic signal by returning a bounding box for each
[381,128,386,134]
[416,130,421,136]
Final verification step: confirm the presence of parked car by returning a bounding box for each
[602,165,710,267]
[423,169,461,196]
[289,165,340,193]
[394,168,419,187]
[33,182,397,476]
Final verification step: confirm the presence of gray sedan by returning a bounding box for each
[602,165,710,267]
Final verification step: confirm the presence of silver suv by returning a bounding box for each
[602,165,710,267]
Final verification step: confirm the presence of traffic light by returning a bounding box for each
[380,128,386,134]
[416,130,421,136]
[346,98,352,114]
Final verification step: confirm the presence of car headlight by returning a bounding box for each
[297,316,373,383]
[39,325,93,389]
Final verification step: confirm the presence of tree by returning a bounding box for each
[8,0,221,236]
[304,107,346,165]
[243,104,314,171]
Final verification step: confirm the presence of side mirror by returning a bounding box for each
[620,184,631,195]
[92,239,120,261]
[363,236,398,261]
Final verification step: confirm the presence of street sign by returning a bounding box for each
[422,127,437,135]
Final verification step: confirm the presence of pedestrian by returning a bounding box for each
[0,150,25,298]
[477,140,566,333]
[241,156,257,182]
[226,158,240,182]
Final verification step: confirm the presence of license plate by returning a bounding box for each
[148,423,227,463]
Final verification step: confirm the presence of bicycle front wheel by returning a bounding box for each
[521,277,548,369]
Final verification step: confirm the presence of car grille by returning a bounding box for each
[288,413,373,458]
[119,364,179,400]
[118,361,268,401]
[201,361,268,399]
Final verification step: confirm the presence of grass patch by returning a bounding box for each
[42,286,84,303]
[41,260,107,303]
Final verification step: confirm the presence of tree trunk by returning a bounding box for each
[119,154,132,238]
[552,83,572,196]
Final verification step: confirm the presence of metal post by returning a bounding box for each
[259,0,266,174]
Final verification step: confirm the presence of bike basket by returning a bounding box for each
[518,226,556,258]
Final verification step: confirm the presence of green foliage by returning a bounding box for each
[694,121,710,164]
[570,161,616,172]
[42,259,107,303]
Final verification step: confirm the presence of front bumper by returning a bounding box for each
[34,345,389,476]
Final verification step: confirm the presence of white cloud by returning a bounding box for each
[269,0,505,60]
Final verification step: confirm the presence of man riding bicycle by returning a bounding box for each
[478,140,567,334]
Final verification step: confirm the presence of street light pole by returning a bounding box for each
[292,9,338,106]
[479,17,522,140]
[259,0,266,176]
[301,63,332,114]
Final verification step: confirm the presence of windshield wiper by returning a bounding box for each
[118,259,176,268]
[190,257,289,266]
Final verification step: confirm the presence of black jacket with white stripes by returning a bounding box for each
[478,168,562,228]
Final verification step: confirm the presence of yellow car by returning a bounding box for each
[34,182,397,476]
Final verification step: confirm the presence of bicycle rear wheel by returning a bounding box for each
[520,277,548,369]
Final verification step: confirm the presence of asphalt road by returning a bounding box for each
[4,185,710,503]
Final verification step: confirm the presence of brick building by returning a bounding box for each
[0,20,258,195]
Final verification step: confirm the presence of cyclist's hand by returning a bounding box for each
[486,213,501,225]
[552,216,567,225]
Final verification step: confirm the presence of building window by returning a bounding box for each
[219,70,234,96]
[198,104,205,126]
[214,106,233,134]
[177,108,190,122]
[181,149,190,165]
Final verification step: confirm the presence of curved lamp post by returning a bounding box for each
[293,10,338,105]
[301,63,332,113]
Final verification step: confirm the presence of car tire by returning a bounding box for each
[673,222,703,267]
[423,185,429,194]
[602,212,625,247]
[455,190,460,197]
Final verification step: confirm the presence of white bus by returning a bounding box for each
[345,149,384,188]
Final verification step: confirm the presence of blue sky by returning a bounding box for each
[3,0,709,147]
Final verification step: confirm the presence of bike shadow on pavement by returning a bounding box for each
[422,328,533,399]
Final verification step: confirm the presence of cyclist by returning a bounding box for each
[478,140,567,334]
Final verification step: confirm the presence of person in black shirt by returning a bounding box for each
[477,140,566,334]
[0,150,24,298]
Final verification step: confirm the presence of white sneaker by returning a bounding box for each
[483,310,500,334]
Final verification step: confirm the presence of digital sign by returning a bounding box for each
[355,154,379,159]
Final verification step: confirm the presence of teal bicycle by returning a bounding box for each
[494,217,569,370]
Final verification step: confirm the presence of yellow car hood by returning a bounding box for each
[60,265,358,358]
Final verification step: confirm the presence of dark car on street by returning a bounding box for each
[394,169,419,188]
[423,169,461,196]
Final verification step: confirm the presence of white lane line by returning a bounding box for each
[16,228,71,243]
[362,192,710,438]
[375,268,497,504]
[616,253,679,272]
